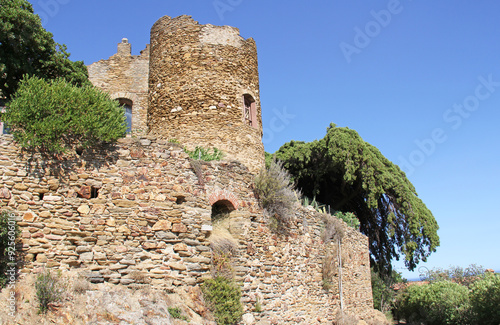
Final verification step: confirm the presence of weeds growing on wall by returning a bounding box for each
[209,219,239,279]
[35,269,64,313]
[184,146,223,161]
[168,307,189,321]
[254,159,299,233]
[202,276,243,325]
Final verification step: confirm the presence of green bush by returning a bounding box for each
[202,276,243,325]
[394,281,470,325]
[4,76,126,154]
[254,159,299,233]
[35,269,63,313]
[469,273,500,324]
[184,146,223,161]
[0,210,19,288]
[371,268,405,314]
[168,307,189,321]
[334,211,360,230]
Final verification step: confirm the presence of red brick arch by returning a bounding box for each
[208,190,239,210]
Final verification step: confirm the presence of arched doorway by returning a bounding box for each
[211,199,236,222]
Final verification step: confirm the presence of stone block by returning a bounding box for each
[152,220,171,231]
[172,223,187,233]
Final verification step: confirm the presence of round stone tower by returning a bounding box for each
[148,15,264,173]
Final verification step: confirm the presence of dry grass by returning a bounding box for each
[72,275,91,294]
[334,310,359,325]
[322,249,337,292]
[208,219,239,279]
[254,159,300,233]
[322,213,345,244]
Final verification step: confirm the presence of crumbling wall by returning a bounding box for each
[87,39,149,136]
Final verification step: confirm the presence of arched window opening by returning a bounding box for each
[117,98,132,133]
[211,200,236,222]
[242,94,257,128]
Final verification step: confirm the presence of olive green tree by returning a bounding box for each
[273,123,439,273]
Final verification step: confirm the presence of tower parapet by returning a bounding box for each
[148,15,264,173]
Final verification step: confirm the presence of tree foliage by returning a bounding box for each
[0,0,89,98]
[371,268,405,313]
[469,273,500,324]
[395,281,471,325]
[4,76,126,153]
[273,123,439,272]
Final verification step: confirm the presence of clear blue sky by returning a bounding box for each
[31,0,500,280]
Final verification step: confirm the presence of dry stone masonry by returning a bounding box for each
[87,39,149,136]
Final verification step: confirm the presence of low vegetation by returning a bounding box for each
[35,269,64,313]
[168,307,189,321]
[184,146,224,161]
[254,159,299,233]
[202,276,243,325]
[393,265,500,325]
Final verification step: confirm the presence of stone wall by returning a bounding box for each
[87,39,149,136]
[0,135,378,323]
[148,15,265,174]
[236,206,375,323]
[0,134,260,288]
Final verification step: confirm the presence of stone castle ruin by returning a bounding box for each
[88,15,264,173]
[0,15,385,324]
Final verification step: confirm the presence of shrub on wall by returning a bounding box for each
[202,276,243,325]
[35,269,64,313]
[184,146,223,161]
[254,159,299,233]
[3,76,126,154]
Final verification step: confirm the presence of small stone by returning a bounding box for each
[79,252,94,261]
[94,252,107,260]
[142,242,157,249]
[23,211,36,222]
[0,188,11,199]
[156,231,177,240]
[172,223,187,233]
[77,186,91,199]
[47,179,60,190]
[152,220,171,231]
[77,204,90,215]
[43,195,62,201]
[139,139,151,146]
[242,313,256,325]
[168,262,187,271]
[113,200,136,208]
[120,259,136,265]
[117,225,131,235]
[45,234,63,241]
[76,246,92,253]
[13,183,28,191]
[115,245,128,253]
[36,254,48,263]
[173,243,188,251]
